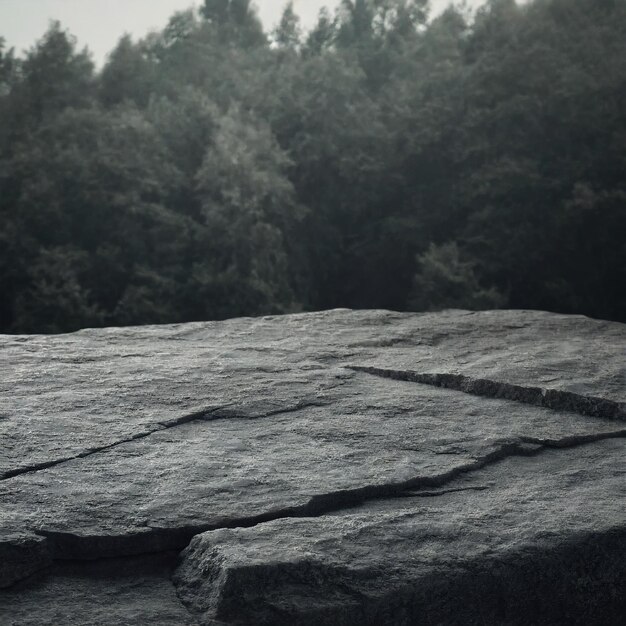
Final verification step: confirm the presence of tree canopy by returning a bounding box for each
[1,0,625,333]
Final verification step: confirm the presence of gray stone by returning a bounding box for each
[0,554,197,625]
[175,440,626,625]
[1,309,625,624]
[0,534,51,589]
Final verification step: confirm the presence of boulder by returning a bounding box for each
[1,309,624,624]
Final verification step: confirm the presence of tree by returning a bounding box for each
[408,242,505,312]
[334,0,429,91]
[273,2,302,50]
[193,108,304,316]
[0,38,17,96]
[147,88,219,202]
[199,0,266,47]
[14,22,94,123]
[13,248,104,333]
[454,0,626,320]
[0,39,18,150]
[3,103,189,331]
[3,0,626,332]
[100,34,154,107]
[304,7,337,55]
[200,0,230,23]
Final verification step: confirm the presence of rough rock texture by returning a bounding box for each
[1,309,625,624]
[1,554,195,625]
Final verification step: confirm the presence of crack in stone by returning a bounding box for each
[4,429,623,591]
[5,379,624,590]
[0,408,224,482]
[398,485,489,498]
[24,429,626,569]
[348,366,626,421]
[0,401,325,482]
[298,430,626,514]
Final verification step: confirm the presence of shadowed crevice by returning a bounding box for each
[29,429,626,565]
[348,365,626,421]
[3,428,622,590]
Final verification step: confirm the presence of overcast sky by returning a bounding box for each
[0,0,486,66]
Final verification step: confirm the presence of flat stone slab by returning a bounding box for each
[1,309,625,623]
[176,440,626,625]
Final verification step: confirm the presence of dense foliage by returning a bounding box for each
[1,0,625,333]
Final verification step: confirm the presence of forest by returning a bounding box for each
[0,0,625,334]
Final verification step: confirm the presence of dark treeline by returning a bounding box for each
[1,0,625,333]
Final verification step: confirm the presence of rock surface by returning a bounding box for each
[1,309,625,624]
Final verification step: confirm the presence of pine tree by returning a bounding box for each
[273,2,302,50]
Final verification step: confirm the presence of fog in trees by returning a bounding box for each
[1,0,625,333]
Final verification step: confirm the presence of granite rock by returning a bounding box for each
[1,309,624,624]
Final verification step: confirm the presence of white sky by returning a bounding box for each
[0,0,486,66]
